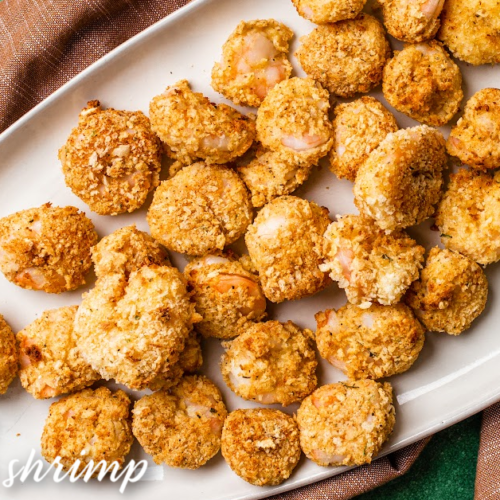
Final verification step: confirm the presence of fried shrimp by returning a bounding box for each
[447,88,500,171]
[315,303,425,379]
[406,247,488,335]
[41,387,133,474]
[435,169,500,265]
[438,0,500,66]
[256,77,333,165]
[75,265,196,390]
[59,101,161,216]
[297,380,395,466]
[184,252,266,339]
[147,163,253,256]
[291,0,367,24]
[245,196,331,303]
[220,320,317,406]
[149,80,255,166]
[329,97,398,182]
[221,408,301,486]
[320,215,425,307]
[382,41,463,127]
[211,20,293,107]
[296,14,391,98]
[132,375,227,469]
[379,0,445,43]
[18,306,100,399]
[0,204,97,293]
[0,315,17,394]
[354,125,447,231]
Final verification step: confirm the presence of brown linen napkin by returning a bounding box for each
[0,0,470,498]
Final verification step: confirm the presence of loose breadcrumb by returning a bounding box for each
[0,315,17,394]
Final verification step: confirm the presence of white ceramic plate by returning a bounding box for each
[1,0,499,499]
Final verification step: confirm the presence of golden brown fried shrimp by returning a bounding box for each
[245,196,331,303]
[315,303,425,379]
[132,375,227,469]
[382,41,463,127]
[447,88,500,171]
[221,408,301,486]
[354,126,447,231]
[211,20,293,107]
[406,247,488,335]
[220,320,317,406]
[256,77,333,165]
[149,80,255,166]
[74,265,196,390]
[296,15,391,98]
[438,0,500,65]
[329,97,398,182]
[0,315,17,395]
[18,306,100,399]
[321,215,425,307]
[184,253,266,339]
[291,0,367,24]
[147,163,253,256]
[41,387,133,474]
[59,101,161,216]
[297,380,395,466]
[92,225,169,279]
[436,169,500,265]
[0,204,98,293]
[379,0,445,43]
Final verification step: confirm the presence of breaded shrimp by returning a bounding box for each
[291,0,367,24]
[0,315,17,394]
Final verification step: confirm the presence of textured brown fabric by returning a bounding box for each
[475,402,500,500]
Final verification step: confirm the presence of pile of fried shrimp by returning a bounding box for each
[2,0,500,489]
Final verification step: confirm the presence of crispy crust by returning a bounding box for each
[291,0,366,24]
[59,101,161,215]
[0,203,98,293]
[296,14,391,98]
[296,380,395,466]
[221,408,301,486]
[220,320,317,406]
[132,375,227,469]
[0,315,17,394]
[382,41,463,127]
[41,387,133,474]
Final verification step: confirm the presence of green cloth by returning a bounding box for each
[357,414,481,500]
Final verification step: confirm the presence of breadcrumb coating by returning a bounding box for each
[0,203,98,293]
[59,100,161,216]
[296,15,391,98]
[256,77,333,165]
[315,303,425,380]
[185,253,266,339]
[320,215,425,307]
[245,196,331,303]
[354,125,447,231]
[447,88,500,171]
[297,380,395,466]
[41,387,133,474]
[438,0,500,66]
[379,0,445,43]
[18,306,100,399]
[291,0,367,24]
[0,315,17,395]
[147,162,253,256]
[149,80,255,166]
[435,169,500,265]
[406,247,488,335]
[221,320,317,406]
[211,19,293,108]
[329,97,398,182]
[221,408,301,486]
[382,41,463,127]
[132,375,227,469]
[92,225,169,279]
[75,265,196,390]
